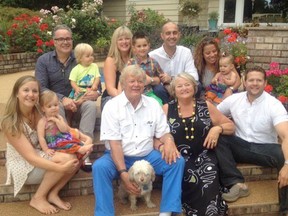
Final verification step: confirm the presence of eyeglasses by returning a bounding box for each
[54,37,73,43]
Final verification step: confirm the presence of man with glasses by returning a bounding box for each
[35,25,100,164]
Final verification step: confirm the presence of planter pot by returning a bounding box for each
[208,19,218,30]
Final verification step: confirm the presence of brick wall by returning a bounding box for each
[0,51,107,75]
[247,27,288,70]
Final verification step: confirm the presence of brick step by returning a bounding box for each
[0,180,279,215]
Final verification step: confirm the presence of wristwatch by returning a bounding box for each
[229,86,234,91]
[150,77,154,84]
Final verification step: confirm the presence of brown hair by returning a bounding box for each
[194,36,220,80]
[244,66,267,81]
[39,90,58,107]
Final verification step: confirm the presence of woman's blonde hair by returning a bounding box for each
[74,43,94,63]
[0,75,40,136]
[108,26,133,71]
[170,72,198,98]
[39,90,58,107]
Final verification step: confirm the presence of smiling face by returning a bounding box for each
[203,44,219,66]
[122,74,145,101]
[244,71,267,101]
[117,34,131,54]
[41,95,60,118]
[133,38,150,60]
[53,29,73,55]
[161,22,180,49]
[17,81,39,109]
[174,77,195,100]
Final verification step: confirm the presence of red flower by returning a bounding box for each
[31,16,41,23]
[40,23,49,31]
[36,39,44,47]
[214,38,220,44]
[12,23,18,29]
[264,84,273,93]
[37,48,43,53]
[227,35,237,43]
[223,28,232,35]
[6,30,13,36]
[32,34,40,40]
[277,95,288,103]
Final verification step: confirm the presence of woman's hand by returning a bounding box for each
[62,97,77,112]
[161,139,181,165]
[203,126,222,149]
[62,159,79,173]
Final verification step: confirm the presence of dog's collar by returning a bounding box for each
[142,184,149,191]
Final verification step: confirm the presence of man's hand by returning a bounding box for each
[278,165,288,188]
[62,97,77,112]
[159,73,172,84]
[75,91,100,106]
[121,172,141,196]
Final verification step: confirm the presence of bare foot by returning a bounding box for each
[48,194,72,211]
[30,196,59,214]
[77,144,93,155]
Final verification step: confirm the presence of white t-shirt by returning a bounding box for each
[100,92,170,157]
[149,45,199,81]
[217,91,288,143]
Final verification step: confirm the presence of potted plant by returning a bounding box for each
[208,11,219,30]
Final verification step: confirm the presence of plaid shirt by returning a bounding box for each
[127,55,164,77]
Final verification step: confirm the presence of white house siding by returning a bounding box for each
[103,0,221,30]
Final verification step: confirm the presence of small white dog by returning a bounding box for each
[118,160,156,211]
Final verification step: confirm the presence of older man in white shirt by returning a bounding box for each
[216,66,288,215]
[92,65,185,216]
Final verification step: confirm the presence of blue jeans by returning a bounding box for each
[153,84,170,104]
[92,150,185,216]
[216,135,288,212]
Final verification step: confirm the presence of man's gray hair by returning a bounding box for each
[120,65,146,87]
[52,24,72,38]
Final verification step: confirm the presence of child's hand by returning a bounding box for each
[45,149,55,157]
[212,78,218,85]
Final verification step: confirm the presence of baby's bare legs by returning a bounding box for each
[77,144,93,155]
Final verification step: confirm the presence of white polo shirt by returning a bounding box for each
[100,92,170,157]
[149,45,199,81]
[217,91,288,143]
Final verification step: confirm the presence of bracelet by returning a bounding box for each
[284,160,288,166]
[158,143,164,151]
[118,169,128,175]
[218,125,224,134]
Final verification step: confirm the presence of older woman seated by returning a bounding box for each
[162,72,235,215]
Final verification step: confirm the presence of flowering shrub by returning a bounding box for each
[39,1,121,48]
[265,62,288,103]
[6,14,54,53]
[128,5,167,49]
[179,0,202,18]
[217,27,250,74]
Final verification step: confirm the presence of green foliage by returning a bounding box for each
[179,0,202,18]
[179,34,203,48]
[277,75,288,97]
[127,5,167,49]
[208,11,219,20]
[0,0,83,10]
[0,33,9,53]
[95,37,109,49]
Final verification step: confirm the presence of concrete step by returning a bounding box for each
[0,180,279,215]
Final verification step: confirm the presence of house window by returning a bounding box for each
[219,0,288,25]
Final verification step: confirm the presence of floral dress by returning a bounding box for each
[167,99,227,216]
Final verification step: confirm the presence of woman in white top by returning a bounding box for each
[1,75,86,214]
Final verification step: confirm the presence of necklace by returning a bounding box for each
[177,101,196,140]
[22,112,34,126]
